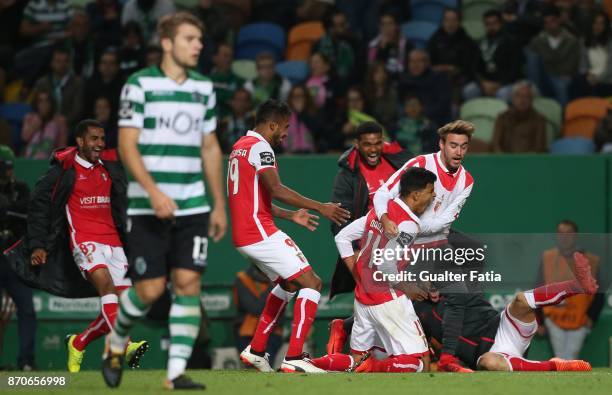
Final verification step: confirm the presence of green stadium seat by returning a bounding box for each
[231,59,257,81]
[533,97,562,145]
[462,20,485,41]
[459,98,508,143]
[462,0,505,22]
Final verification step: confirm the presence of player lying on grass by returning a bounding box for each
[308,168,438,373]
[325,251,597,372]
[23,120,148,372]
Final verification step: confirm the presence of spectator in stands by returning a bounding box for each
[500,0,543,47]
[21,88,68,159]
[92,96,117,148]
[284,85,319,154]
[526,6,579,106]
[313,8,357,86]
[217,88,254,153]
[393,95,436,155]
[594,107,612,153]
[0,145,36,371]
[538,219,603,360]
[144,44,162,66]
[85,0,122,51]
[427,8,479,94]
[491,81,547,153]
[306,52,338,111]
[368,12,412,79]
[118,21,145,76]
[570,11,612,99]
[34,47,84,129]
[121,0,175,44]
[463,9,523,102]
[244,51,291,108]
[210,43,244,119]
[340,86,379,148]
[336,0,380,43]
[64,11,95,79]
[20,0,73,47]
[82,49,123,120]
[400,49,453,128]
[234,265,283,366]
[365,61,398,131]
[192,0,233,45]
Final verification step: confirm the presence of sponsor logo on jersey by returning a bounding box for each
[259,152,275,165]
[79,196,111,205]
[157,112,202,135]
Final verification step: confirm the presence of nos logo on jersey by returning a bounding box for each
[260,152,275,166]
[397,231,414,247]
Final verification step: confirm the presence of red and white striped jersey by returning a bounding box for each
[373,151,473,245]
[65,154,122,250]
[228,130,280,247]
[335,198,420,306]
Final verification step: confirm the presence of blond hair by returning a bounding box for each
[437,120,475,140]
[157,12,203,41]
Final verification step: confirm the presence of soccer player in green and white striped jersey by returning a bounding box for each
[102,12,227,391]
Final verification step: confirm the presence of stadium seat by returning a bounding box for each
[235,22,285,61]
[400,21,438,49]
[276,60,309,85]
[462,20,485,41]
[562,97,609,138]
[231,59,257,81]
[0,102,32,152]
[533,97,562,145]
[411,0,459,24]
[462,0,505,22]
[286,21,325,61]
[550,137,596,154]
[459,98,508,143]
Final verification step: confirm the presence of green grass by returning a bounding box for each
[1,369,611,395]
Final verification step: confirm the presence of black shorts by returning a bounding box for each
[127,213,209,281]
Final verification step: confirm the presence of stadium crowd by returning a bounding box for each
[2,0,612,157]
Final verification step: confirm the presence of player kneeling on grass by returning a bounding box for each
[310,168,436,373]
[27,120,148,372]
[412,252,597,372]
[228,100,351,373]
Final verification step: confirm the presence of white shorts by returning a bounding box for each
[236,230,311,282]
[489,307,537,357]
[72,242,132,289]
[350,294,429,357]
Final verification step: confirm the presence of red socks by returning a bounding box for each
[371,355,422,373]
[73,294,118,351]
[524,280,581,308]
[286,288,321,358]
[508,356,555,371]
[250,285,294,354]
[310,353,353,371]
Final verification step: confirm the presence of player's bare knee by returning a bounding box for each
[172,268,202,296]
[477,352,509,371]
[135,280,165,303]
[509,292,533,319]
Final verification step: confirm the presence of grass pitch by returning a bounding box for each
[1,369,611,395]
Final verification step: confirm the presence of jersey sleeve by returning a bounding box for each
[118,76,145,129]
[202,88,217,135]
[396,220,419,247]
[248,141,276,173]
[373,156,424,218]
[334,215,367,258]
[419,183,473,235]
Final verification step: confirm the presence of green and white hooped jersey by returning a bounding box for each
[119,66,217,216]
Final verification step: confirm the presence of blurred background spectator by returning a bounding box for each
[217,87,254,153]
[21,88,67,159]
[284,84,318,153]
[491,81,547,153]
[365,61,398,131]
[244,51,291,107]
[368,12,411,80]
[393,95,436,155]
[210,43,244,119]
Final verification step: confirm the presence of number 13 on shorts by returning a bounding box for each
[192,236,208,267]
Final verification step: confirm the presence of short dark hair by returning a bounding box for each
[558,219,579,232]
[399,167,437,197]
[255,100,291,125]
[483,9,502,20]
[52,46,70,58]
[355,121,383,138]
[75,119,104,139]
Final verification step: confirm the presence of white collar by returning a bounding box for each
[393,197,421,226]
[436,151,461,177]
[75,153,101,169]
[246,130,267,143]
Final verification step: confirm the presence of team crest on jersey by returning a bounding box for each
[134,256,147,275]
[119,100,133,120]
[259,152,275,165]
[397,231,414,247]
[101,172,107,181]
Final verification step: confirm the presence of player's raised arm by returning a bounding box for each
[419,181,473,235]
[272,205,320,231]
[334,215,367,274]
[259,166,350,226]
